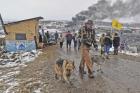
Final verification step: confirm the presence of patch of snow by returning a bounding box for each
[44,28,62,33]
[0,62,18,68]
[110,47,114,52]
[4,80,19,93]
[0,35,5,38]
[0,50,42,68]
[0,71,20,93]
[0,71,20,81]
[21,56,35,62]
[7,80,19,86]
[0,50,42,93]
[121,51,140,57]
[99,46,140,57]
[102,18,112,22]
[34,88,41,93]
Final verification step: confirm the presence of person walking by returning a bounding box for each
[59,33,64,48]
[99,33,105,56]
[39,27,47,48]
[104,33,112,59]
[66,31,73,49]
[77,34,81,50]
[80,38,93,78]
[45,31,50,44]
[79,20,95,78]
[54,31,59,43]
[113,33,120,55]
[73,33,78,49]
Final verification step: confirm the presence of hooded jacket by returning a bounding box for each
[113,36,120,47]
[104,36,112,46]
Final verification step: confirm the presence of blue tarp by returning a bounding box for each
[5,40,36,52]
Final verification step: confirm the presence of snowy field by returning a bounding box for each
[0,50,42,93]
[0,50,42,68]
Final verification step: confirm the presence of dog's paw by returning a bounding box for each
[55,75,59,80]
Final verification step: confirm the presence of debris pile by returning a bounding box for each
[0,50,42,68]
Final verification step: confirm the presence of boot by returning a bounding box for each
[116,49,118,55]
[88,74,94,78]
[106,55,109,59]
[114,49,117,55]
[88,68,94,78]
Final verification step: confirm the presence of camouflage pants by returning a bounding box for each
[79,49,93,76]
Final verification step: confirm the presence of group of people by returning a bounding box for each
[39,28,59,47]
[99,32,120,59]
[45,29,121,61]
[57,20,96,78]
[40,20,121,78]
[58,31,80,49]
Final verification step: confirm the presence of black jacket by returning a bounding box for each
[113,36,120,47]
[66,33,73,41]
[104,36,112,46]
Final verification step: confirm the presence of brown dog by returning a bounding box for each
[54,58,75,84]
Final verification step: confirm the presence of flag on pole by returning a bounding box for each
[112,19,123,30]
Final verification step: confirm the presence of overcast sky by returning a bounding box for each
[0,0,116,21]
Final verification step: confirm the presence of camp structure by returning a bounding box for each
[4,17,43,52]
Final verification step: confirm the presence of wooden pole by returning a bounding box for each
[0,14,7,34]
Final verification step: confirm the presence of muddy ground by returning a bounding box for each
[0,44,140,93]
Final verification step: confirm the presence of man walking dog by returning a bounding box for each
[79,20,96,78]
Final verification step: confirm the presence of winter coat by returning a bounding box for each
[66,33,73,41]
[59,37,64,43]
[55,33,59,39]
[113,36,120,47]
[45,32,50,39]
[39,33,42,43]
[79,26,96,43]
[85,27,96,41]
[99,37,105,46]
[73,35,78,42]
[104,36,112,47]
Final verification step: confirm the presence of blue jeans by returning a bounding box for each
[104,45,110,55]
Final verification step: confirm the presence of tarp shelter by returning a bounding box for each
[4,17,43,52]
